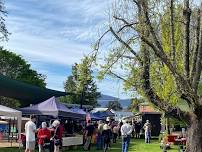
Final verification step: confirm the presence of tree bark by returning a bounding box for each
[192,3,202,92]
[191,8,201,87]
[186,112,202,152]
[183,0,191,79]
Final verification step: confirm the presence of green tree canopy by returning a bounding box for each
[63,56,100,106]
[0,48,46,107]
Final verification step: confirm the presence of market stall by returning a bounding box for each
[0,105,22,141]
[19,96,79,118]
[20,97,86,148]
[70,108,86,120]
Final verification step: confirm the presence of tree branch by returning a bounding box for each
[109,26,143,65]
[94,29,110,52]
[191,8,201,88]
[91,29,110,63]
[109,71,129,83]
[183,0,191,79]
[170,0,176,66]
[140,1,165,56]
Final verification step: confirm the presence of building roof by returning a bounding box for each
[114,111,134,115]
[91,108,115,113]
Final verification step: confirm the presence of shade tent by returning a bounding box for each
[90,113,103,120]
[91,111,115,120]
[0,74,68,106]
[91,108,115,119]
[70,108,86,119]
[20,96,79,118]
[0,105,22,140]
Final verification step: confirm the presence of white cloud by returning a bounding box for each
[1,0,133,99]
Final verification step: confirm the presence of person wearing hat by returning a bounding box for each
[102,123,111,152]
[96,120,104,150]
[143,120,152,143]
[121,120,133,152]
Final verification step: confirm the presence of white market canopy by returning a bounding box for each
[0,105,22,141]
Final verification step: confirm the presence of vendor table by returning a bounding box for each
[62,136,83,147]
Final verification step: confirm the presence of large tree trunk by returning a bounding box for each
[186,114,202,152]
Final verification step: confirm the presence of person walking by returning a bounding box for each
[37,122,51,152]
[121,120,133,152]
[143,120,152,143]
[83,120,95,151]
[102,124,111,152]
[96,120,104,150]
[25,115,37,152]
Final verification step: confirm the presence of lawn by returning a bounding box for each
[0,138,179,152]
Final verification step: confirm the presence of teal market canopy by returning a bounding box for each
[0,74,69,106]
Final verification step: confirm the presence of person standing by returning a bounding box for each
[112,125,119,143]
[83,120,95,151]
[121,120,133,152]
[102,124,111,152]
[37,122,51,152]
[25,115,37,152]
[118,121,123,139]
[135,121,141,139]
[52,120,61,152]
[143,120,152,143]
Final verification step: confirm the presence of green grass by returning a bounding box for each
[0,139,179,152]
[129,139,178,152]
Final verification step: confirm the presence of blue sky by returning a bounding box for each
[1,0,130,99]
[1,0,200,99]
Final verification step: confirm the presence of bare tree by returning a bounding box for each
[94,0,202,151]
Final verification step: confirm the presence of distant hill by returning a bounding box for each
[97,94,119,101]
[119,99,132,109]
[97,94,131,109]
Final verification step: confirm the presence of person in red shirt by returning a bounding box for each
[37,122,51,152]
[58,124,64,142]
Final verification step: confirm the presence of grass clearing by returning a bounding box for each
[0,138,179,152]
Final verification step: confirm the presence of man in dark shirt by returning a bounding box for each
[135,122,141,139]
[84,120,95,150]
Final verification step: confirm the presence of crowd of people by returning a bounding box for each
[82,118,151,152]
[24,115,152,152]
[24,115,64,152]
